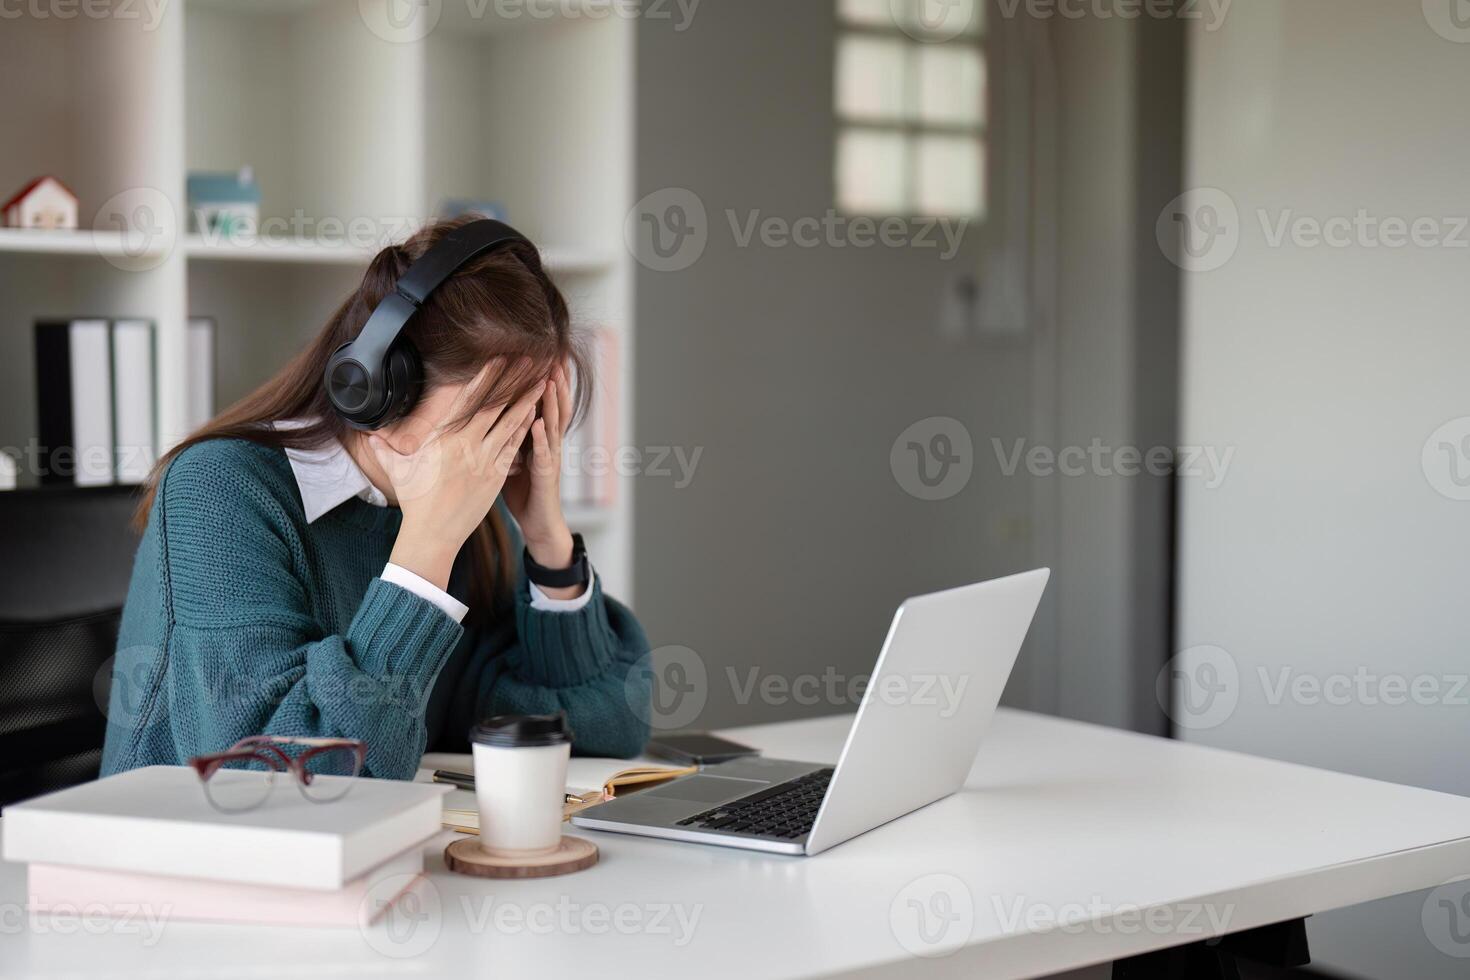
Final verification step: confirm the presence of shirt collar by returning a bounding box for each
[277,420,388,523]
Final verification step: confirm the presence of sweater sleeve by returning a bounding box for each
[152,449,464,780]
[463,574,652,759]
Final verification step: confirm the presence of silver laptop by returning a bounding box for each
[570,569,1050,856]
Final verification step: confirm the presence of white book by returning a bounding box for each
[69,319,114,486]
[186,317,216,431]
[2,765,451,891]
[111,319,156,484]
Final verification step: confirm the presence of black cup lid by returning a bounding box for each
[470,712,572,748]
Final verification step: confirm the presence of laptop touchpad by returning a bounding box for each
[642,775,768,804]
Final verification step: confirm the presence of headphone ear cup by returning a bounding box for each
[382,342,424,425]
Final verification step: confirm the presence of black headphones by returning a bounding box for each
[324,218,530,430]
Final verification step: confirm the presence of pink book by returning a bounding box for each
[26,845,425,928]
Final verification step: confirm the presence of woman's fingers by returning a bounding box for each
[466,399,511,443]
[530,417,558,481]
[494,399,539,476]
[484,383,543,451]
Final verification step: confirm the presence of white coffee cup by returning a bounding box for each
[470,713,573,856]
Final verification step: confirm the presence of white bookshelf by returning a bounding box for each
[0,229,171,260]
[184,236,380,265]
[184,234,618,273]
[0,0,637,599]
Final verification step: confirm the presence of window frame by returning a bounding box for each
[834,6,990,220]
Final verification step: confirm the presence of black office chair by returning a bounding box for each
[0,487,140,807]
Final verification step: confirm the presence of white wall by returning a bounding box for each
[1179,2,1470,976]
[632,0,1035,730]
[631,2,1182,735]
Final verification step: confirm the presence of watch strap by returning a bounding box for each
[523,533,590,589]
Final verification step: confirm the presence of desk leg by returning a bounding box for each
[1111,917,1310,980]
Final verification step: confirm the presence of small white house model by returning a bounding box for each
[2,176,79,230]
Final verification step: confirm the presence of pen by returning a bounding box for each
[431,769,474,791]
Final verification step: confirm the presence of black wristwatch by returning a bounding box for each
[523,533,590,590]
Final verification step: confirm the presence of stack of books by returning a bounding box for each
[1,765,449,927]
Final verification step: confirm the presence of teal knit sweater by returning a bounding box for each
[99,438,651,780]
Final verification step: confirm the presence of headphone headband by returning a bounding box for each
[325,219,530,430]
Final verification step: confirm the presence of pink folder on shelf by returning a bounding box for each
[26,846,425,928]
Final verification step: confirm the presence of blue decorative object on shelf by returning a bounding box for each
[187,167,261,238]
[438,198,507,222]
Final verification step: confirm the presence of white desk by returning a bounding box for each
[3,709,1470,979]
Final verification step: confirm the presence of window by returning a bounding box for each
[835,0,987,219]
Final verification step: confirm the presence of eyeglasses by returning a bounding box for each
[188,736,367,813]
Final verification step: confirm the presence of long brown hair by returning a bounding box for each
[135,216,592,621]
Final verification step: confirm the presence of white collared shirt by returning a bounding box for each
[281,431,591,623]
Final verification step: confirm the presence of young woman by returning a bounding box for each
[100,218,651,781]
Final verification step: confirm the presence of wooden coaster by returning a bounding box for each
[444,835,599,879]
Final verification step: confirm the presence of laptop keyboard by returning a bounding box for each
[675,767,834,839]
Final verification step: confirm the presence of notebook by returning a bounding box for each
[434,761,698,834]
